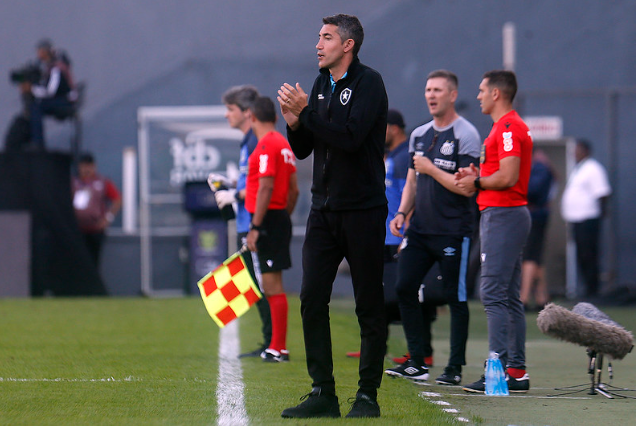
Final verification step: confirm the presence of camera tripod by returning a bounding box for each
[548,349,636,399]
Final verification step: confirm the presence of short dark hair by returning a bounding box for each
[251,96,277,123]
[221,85,259,111]
[427,69,458,91]
[79,152,95,164]
[36,38,53,52]
[576,138,592,154]
[387,109,405,129]
[483,70,518,102]
[322,14,364,57]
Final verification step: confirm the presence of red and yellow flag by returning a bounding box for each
[198,251,262,328]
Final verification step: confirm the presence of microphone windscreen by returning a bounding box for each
[572,302,622,328]
[537,303,634,360]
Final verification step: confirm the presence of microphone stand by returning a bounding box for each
[548,349,636,399]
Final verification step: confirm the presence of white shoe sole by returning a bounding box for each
[435,379,461,386]
[385,370,429,381]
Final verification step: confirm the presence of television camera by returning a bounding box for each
[9,62,41,85]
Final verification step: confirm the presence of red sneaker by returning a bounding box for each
[392,353,410,364]
[391,353,434,367]
[346,351,361,358]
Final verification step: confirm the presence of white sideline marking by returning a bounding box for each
[1,378,214,383]
[419,392,466,423]
[216,320,249,426]
[0,377,139,382]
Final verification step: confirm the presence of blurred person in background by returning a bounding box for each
[72,153,121,271]
[20,38,77,149]
[520,149,556,311]
[560,139,611,299]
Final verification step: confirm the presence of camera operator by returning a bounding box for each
[19,38,77,149]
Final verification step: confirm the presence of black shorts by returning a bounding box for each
[255,209,292,273]
[523,217,548,264]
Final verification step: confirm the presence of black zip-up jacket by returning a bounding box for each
[287,57,388,211]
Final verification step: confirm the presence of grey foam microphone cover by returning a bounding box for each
[537,303,634,360]
[572,302,621,327]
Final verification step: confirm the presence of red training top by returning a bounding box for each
[245,131,296,213]
[477,110,533,210]
[72,175,121,233]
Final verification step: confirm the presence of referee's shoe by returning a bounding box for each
[384,359,429,381]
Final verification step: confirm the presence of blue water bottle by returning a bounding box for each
[485,352,509,396]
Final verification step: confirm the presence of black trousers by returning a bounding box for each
[395,232,470,367]
[81,231,108,296]
[82,231,105,268]
[573,218,601,297]
[300,206,387,398]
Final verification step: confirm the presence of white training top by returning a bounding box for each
[560,157,612,222]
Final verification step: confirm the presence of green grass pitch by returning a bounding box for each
[1,296,635,425]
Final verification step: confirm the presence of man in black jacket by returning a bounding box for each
[277,14,388,419]
[21,39,77,149]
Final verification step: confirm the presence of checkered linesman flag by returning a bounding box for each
[198,250,262,328]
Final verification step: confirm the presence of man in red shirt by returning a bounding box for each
[455,70,532,393]
[72,153,122,271]
[245,96,299,363]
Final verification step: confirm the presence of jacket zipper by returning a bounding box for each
[323,84,333,208]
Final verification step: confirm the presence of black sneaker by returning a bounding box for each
[345,393,380,418]
[261,349,289,363]
[281,387,340,418]
[436,365,462,385]
[506,373,530,392]
[384,359,429,381]
[462,375,485,393]
[238,344,267,358]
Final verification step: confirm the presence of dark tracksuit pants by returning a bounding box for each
[479,206,531,369]
[395,232,470,367]
[300,206,387,399]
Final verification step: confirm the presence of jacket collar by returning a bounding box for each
[320,56,361,81]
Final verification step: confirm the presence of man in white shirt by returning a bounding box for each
[560,139,612,297]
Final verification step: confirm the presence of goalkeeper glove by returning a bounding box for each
[215,189,238,208]
[207,173,232,192]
